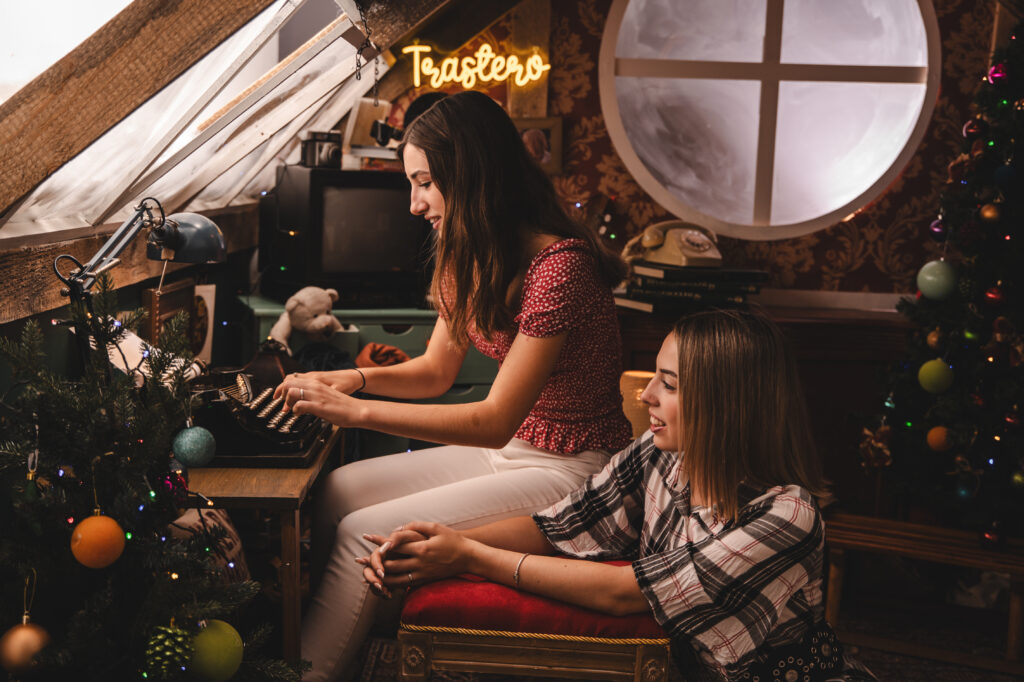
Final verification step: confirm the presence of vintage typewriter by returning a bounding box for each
[191,370,333,467]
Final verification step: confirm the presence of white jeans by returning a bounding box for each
[300,438,611,681]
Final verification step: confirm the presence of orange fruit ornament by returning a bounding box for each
[71,514,126,568]
[926,426,953,452]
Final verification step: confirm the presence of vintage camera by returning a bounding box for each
[370,120,402,147]
[300,130,343,168]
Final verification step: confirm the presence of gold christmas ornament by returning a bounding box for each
[0,620,50,674]
[979,202,1002,223]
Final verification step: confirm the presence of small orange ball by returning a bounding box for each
[71,514,126,568]
[979,203,1002,223]
[926,426,953,452]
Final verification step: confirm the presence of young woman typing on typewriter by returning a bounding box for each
[361,309,877,682]
[273,90,632,680]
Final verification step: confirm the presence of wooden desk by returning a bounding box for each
[187,427,342,660]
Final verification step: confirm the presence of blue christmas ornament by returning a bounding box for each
[172,426,216,467]
[993,163,1018,191]
[916,260,956,300]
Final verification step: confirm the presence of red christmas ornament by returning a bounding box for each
[962,118,988,138]
[985,284,1005,304]
[988,62,1008,84]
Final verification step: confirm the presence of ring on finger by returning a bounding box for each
[300,387,304,401]
[407,572,414,586]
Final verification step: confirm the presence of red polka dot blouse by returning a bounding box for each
[468,238,632,455]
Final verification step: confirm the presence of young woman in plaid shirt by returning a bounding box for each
[363,308,876,681]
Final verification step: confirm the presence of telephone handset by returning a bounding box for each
[621,220,722,268]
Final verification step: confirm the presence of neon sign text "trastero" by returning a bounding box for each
[402,43,550,89]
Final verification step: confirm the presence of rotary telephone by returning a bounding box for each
[621,220,722,268]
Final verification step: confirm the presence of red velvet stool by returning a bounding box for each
[397,571,671,681]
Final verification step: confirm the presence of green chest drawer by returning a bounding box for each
[240,296,498,386]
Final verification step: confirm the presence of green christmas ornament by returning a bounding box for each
[917,260,956,300]
[145,624,193,679]
[918,358,954,393]
[172,426,216,468]
[190,619,243,682]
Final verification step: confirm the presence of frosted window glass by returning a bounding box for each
[616,0,767,62]
[781,0,927,66]
[616,77,760,225]
[600,0,938,238]
[772,81,927,225]
[3,2,285,235]
[144,38,360,212]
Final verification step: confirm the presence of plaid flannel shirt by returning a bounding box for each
[532,432,830,679]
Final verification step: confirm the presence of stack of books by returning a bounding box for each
[614,261,769,314]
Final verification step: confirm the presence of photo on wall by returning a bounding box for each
[513,117,562,175]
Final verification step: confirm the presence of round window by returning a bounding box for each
[599,0,940,240]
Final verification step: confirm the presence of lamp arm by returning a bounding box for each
[54,198,164,298]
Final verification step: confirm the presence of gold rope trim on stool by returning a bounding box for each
[399,622,669,645]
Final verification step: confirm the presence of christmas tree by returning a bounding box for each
[863,24,1024,541]
[0,275,301,680]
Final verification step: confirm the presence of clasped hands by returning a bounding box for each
[357,521,470,599]
[272,369,363,425]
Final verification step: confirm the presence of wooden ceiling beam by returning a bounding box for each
[0,0,453,324]
[0,0,278,218]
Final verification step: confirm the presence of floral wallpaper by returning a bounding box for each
[388,0,995,293]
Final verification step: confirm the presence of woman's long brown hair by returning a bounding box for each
[673,308,829,520]
[398,91,625,346]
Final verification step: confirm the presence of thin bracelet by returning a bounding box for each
[352,367,366,392]
[513,552,530,589]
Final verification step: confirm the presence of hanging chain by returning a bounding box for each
[354,1,380,106]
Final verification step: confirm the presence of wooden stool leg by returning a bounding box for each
[1008,580,1024,661]
[826,547,845,628]
[397,631,431,681]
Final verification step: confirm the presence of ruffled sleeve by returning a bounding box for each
[516,243,593,338]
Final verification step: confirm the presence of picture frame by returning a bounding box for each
[141,278,195,345]
[513,116,563,175]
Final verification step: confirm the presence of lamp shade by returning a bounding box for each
[146,212,226,263]
[620,370,654,439]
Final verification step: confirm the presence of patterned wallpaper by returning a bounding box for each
[388,0,996,293]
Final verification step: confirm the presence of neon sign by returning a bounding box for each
[402,43,550,89]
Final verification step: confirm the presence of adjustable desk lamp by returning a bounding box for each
[52,197,226,365]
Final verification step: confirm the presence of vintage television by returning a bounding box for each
[259,165,433,307]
